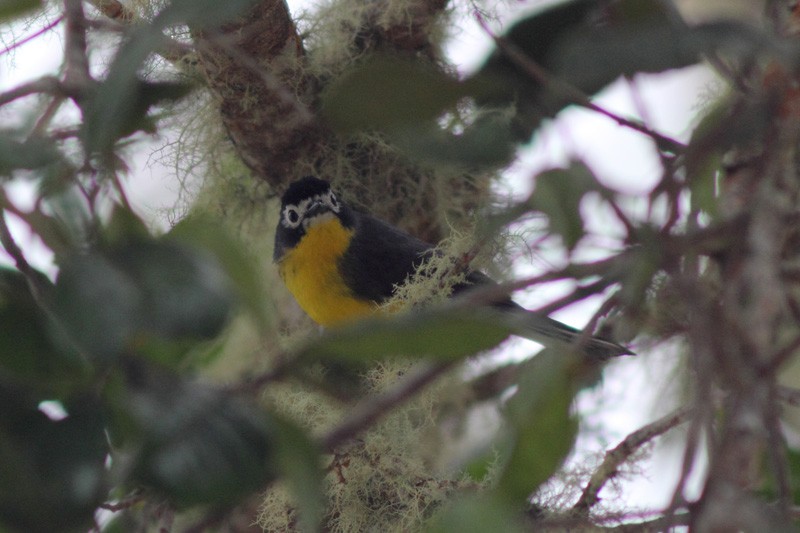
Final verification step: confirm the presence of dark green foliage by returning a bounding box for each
[81,0,259,155]
[0,390,107,533]
[299,307,514,362]
[323,0,792,167]
[0,132,63,176]
[0,0,40,20]
[0,199,276,528]
[111,366,278,507]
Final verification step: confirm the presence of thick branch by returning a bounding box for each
[192,0,322,188]
[62,0,93,95]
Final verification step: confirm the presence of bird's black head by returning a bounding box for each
[274,176,354,262]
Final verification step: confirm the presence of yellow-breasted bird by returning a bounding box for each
[274,176,632,359]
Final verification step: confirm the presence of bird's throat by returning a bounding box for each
[278,217,376,326]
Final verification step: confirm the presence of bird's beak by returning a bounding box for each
[306,199,326,217]
[302,200,335,230]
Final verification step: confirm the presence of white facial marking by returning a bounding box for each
[302,211,336,231]
[281,189,341,229]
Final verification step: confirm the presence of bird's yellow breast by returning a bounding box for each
[278,217,376,326]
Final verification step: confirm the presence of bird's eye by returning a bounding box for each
[284,206,301,227]
[328,192,339,210]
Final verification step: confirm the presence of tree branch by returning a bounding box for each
[475,14,685,154]
[574,405,693,512]
[319,361,454,452]
[0,16,64,57]
[62,0,94,96]
[0,203,49,304]
[0,77,63,106]
[192,0,322,188]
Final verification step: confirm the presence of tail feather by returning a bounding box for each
[503,308,634,359]
[455,272,633,359]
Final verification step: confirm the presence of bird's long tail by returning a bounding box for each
[503,307,634,359]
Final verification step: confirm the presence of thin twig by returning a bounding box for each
[777,385,800,406]
[533,278,614,318]
[108,171,134,212]
[99,492,145,512]
[85,0,136,23]
[574,405,693,512]
[320,361,454,452]
[760,332,800,375]
[531,509,692,531]
[474,14,685,154]
[0,203,48,303]
[27,96,67,140]
[456,253,626,309]
[0,76,63,106]
[663,376,708,518]
[765,384,792,517]
[0,16,64,57]
[604,511,692,531]
[625,77,675,171]
[607,196,637,241]
[574,293,621,351]
[226,356,297,394]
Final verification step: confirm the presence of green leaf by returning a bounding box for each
[548,5,697,97]
[0,132,61,175]
[0,390,107,532]
[299,307,513,363]
[497,350,578,502]
[426,495,524,533]
[472,0,781,140]
[322,55,469,133]
[52,238,236,366]
[758,447,800,506]
[392,112,515,168]
[104,203,152,245]
[476,0,596,91]
[52,253,145,364]
[528,163,607,251]
[684,96,774,219]
[168,215,271,331]
[110,240,235,341]
[39,186,93,249]
[152,0,259,29]
[116,369,277,506]
[0,268,87,398]
[617,229,663,308]
[0,0,41,21]
[83,79,194,154]
[9,207,74,257]
[273,416,325,532]
[82,0,259,154]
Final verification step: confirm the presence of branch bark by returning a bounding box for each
[191,0,320,188]
[574,405,693,512]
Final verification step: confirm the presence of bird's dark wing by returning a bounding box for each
[339,212,434,303]
[340,212,632,358]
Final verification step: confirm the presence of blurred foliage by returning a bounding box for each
[1,0,799,531]
[322,0,791,167]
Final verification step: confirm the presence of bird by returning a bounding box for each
[273,176,632,359]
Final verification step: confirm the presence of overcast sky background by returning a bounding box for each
[0,0,724,513]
